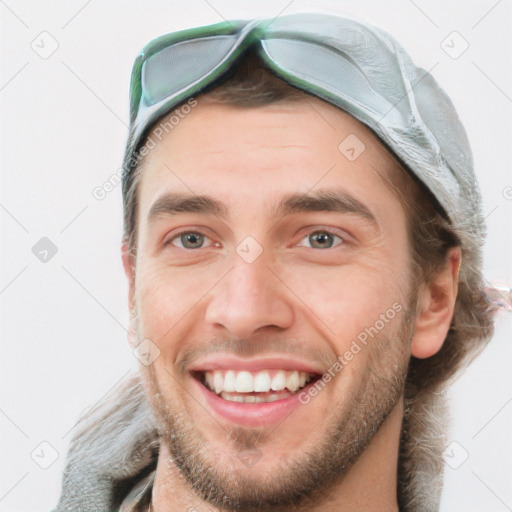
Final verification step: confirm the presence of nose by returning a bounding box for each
[204,256,294,339]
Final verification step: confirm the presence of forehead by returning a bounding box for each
[136,96,405,225]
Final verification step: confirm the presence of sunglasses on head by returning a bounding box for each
[128,17,403,157]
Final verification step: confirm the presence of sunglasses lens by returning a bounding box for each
[142,35,239,106]
[262,38,397,123]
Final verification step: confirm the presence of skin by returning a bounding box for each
[122,95,460,511]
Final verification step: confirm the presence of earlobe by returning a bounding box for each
[410,247,461,359]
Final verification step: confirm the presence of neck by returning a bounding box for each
[152,400,403,512]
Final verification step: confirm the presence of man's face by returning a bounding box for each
[128,96,416,508]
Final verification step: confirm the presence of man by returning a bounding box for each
[54,12,496,512]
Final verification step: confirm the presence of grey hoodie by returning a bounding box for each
[52,372,159,512]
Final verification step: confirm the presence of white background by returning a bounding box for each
[1,1,511,510]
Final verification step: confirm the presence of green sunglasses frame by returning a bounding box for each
[127,17,402,165]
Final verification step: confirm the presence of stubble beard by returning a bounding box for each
[137,309,413,511]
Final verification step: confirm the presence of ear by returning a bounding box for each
[121,241,138,348]
[121,241,136,308]
[410,247,461,359]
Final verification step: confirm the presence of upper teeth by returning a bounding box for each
[204,369,311,395]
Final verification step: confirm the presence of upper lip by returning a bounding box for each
[187,355,325,375]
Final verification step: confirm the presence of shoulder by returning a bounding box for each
[53,372,159,511]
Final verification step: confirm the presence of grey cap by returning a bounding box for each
[123,12,485,256]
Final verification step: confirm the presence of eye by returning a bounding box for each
[296,230,344,249]
[166,231,214,249]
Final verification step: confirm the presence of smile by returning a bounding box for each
[199,369,316,403]
[188,357,325,426]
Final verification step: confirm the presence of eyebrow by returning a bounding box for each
[146,189,377,226]
[273,189,377,224]
[147,193,227,223]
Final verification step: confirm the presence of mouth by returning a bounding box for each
[193,369,319,403]
[188,357,326,426]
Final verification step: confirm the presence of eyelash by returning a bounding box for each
[164,229,345,250]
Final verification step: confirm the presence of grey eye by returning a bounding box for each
[172,231,210,249]
[297,231,343,249]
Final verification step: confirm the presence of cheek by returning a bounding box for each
[135,259,221,338]
[279,258,407,344]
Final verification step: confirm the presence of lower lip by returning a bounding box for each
[192,377,311,427]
